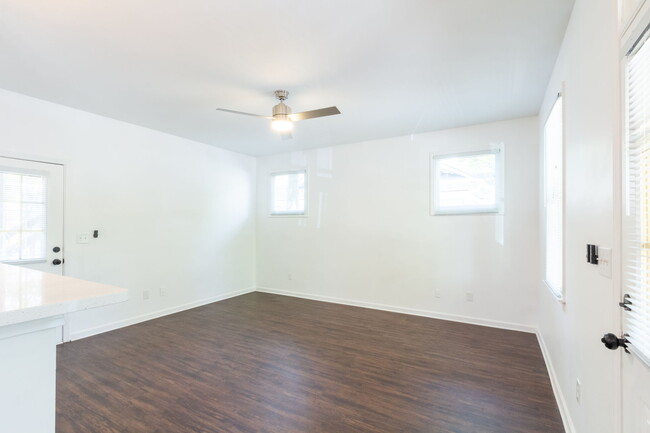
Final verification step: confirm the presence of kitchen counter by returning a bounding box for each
[0,263,128,433]
[0,263,128,327]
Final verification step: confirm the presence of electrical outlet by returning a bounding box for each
[159,287,166,297]
[76,233,90,244]
[575,378,581,404]
[143,290,150,300]
[288,272,293,281]
[435,289,441,298]
[466,292,474,302]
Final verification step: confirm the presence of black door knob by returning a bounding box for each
[52,259,62,265]
[601,333,629,353]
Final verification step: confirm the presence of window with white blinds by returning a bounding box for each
[624,27,650,364]
[544,95,564,299]
[0,172,47,262]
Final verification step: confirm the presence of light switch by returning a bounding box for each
[598,247,612,278]
[76,233,90,244]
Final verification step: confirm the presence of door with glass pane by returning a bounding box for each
[0,157,64,275]
[621,10,650,433]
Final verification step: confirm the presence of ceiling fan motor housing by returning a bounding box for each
[272,101,292,121]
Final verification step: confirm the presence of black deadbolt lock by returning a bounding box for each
[53,246,61,253]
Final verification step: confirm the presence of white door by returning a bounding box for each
[621,355,650,433]
[0,157,64,275]
[620,4,650,432]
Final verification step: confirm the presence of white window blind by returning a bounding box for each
[624,28,650,363]
[0,172,47,262]
[270,170,306,216]
[544,95,564,298]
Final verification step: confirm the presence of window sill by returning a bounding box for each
[543,279,565,304]
[431,208,500,216]
[269,214,308,218]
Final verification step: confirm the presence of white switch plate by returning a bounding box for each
[76,233,89,244]
[598,247,612,278]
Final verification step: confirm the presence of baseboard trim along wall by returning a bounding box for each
[69,287,256,341]
[256,287,536,334]
[536,330,576,433]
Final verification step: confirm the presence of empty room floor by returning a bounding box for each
[56,293,563,433]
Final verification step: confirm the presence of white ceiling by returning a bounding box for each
[0,0,574,156]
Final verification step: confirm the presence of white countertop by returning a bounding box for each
[0,263,129,327]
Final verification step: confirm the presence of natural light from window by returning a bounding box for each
[432,151,498,215]
[0,172,47,262]
[624,28,650,363]
[270,170,306,216]
[544,95,564,299]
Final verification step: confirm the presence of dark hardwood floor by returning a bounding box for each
[56,292,564,433]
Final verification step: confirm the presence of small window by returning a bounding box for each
[544,94,564,299]
[269,170,307,216]
[431,149,501,215]
[0,171,47,262]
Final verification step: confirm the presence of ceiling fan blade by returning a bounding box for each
[289,106,340,122]
[280,131,293,140]
[216,108,271,119]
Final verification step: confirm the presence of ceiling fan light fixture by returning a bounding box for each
[271,117,293,132]
[217,89,339,140]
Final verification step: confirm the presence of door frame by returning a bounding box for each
[614,38,624,433]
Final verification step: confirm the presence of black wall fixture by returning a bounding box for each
[587,244,598,264]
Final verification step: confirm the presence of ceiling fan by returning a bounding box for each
[216,90,340,139]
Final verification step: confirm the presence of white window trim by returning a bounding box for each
[268,169,308,217]
[542,89,566,303]
[430,147,503,216]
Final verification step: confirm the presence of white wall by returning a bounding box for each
[0,88,257,339]
[256,116,539,330]
[536,1,619,432]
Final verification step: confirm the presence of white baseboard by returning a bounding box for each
[536,330,576,433]
[256,287,536,334]
[69,287,255,341]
